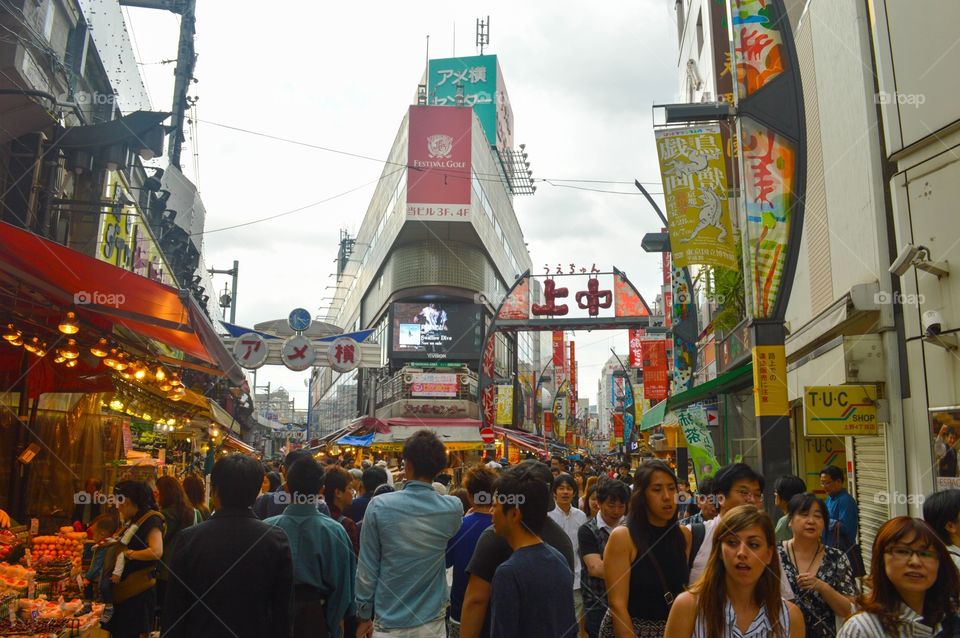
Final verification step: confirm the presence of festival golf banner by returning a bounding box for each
[655,125,737,270]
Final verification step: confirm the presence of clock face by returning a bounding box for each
[288,308,312,332]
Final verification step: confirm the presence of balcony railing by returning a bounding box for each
[376,369,479,407]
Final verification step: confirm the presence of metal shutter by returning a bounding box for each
[853,427,890,571]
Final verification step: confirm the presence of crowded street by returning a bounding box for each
[0,0,959,636]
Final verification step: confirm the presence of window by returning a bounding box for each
[696,9,704,57]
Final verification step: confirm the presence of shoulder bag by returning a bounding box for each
[113,510,163,604]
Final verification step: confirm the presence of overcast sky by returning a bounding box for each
[124,0,680,410]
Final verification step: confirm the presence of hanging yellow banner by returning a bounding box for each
[752,346,789,416]
[495,385,514,426]
[655,125,738,270]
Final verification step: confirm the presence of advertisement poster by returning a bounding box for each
[642,339,669,401]
[932,407,960,490]
[406,105,472,221]
[752,346,789,416]
[552,331,565,367]
[391,302,483,360]
[628,328,644,368]
[655,125,737,270]
[495,385,514,426]
[543,410,553,437]
[409,373,459,398]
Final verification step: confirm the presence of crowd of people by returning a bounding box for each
[67,432,960,637]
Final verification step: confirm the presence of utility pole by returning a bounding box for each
[208,260,239,323]
[119,0,197,168]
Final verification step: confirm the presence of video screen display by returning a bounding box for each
[390,302,484,360]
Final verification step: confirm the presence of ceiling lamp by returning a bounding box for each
[23,337,40,354]
[169,392,182,402]
[142,412,151,421]
[120,371,133,380]
[133,363,148,381]
[53,355,66,364]
[59,339,80,360]
[169,375,181,387]
[35,342,48,357]
[155,368,166,382]
[65,359,78,368]
[166,418,176,426]
[103,349,120,369]
[114,353,129,371]
[90,338,109,358]
[2,324,20,342]
[109,399,124,411]
[58,311,79,335]
[158,381,173,392]
[9,333,22,347]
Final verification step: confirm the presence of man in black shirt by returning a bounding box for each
[487,463,577,638]
[459,461,574,638]
[578,479,629,638]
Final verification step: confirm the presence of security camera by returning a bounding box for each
[923,310,944,337]
[889,244,921,277]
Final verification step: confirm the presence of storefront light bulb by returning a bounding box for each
[109,399,124,411]
[169,392,182,402]
[133,365,147,381]
[114,353,129,371]
[103,349,119,368]
[58,310,79,335]
[60,339,80,360]
[65,359,78,368]
[90,338,109,358]
[23,337,39,354]
[159,381,172,391]
[166,418,176,426]
[2,324,20,342]
[155,368,166,382]
[54,355,66,364]
[9,334,22,347]
[142,412,151,421]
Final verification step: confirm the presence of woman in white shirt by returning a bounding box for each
[664,504,805,637]
[838,517,959,637]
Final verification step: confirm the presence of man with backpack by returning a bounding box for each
[685,463,794,599]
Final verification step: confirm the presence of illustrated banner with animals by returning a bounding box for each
[655,125,738,271]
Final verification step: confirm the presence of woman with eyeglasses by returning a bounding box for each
[778,494,856,638]
[664,504,805,638]
[838,517,959,637]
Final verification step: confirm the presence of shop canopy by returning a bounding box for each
[640,360,753,431]
[0,221,243,384]
[333,417,484,451]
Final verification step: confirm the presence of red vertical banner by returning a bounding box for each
[642,339,669,401]
[628,328,645,368]
[544,411,553,436]
[569,341,577,414]
[552,331,565,367]
[612,413,624,443]
[406,105,472,218]
[566,430,574,445]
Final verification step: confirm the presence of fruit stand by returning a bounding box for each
[0,527,107,636]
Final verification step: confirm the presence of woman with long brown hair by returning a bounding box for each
[603,459,691,637]
[155,476,195,624]
[838,517,959,637]
[664,504,805,638]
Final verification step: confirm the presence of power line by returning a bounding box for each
[197,119,664,189]
[196,167,406,236]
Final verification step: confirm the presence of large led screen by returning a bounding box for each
[390,302,484,361]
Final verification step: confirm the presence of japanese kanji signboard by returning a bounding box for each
[410,373,459,398]
[752,345,789,416]
[642,339,669,402]
[655,125,737,270]
[281,335,315,372]
[328,336,360,373]
[233,332,269,370]
[628,328,644,369]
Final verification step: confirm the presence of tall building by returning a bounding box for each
[311,54,540,439]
